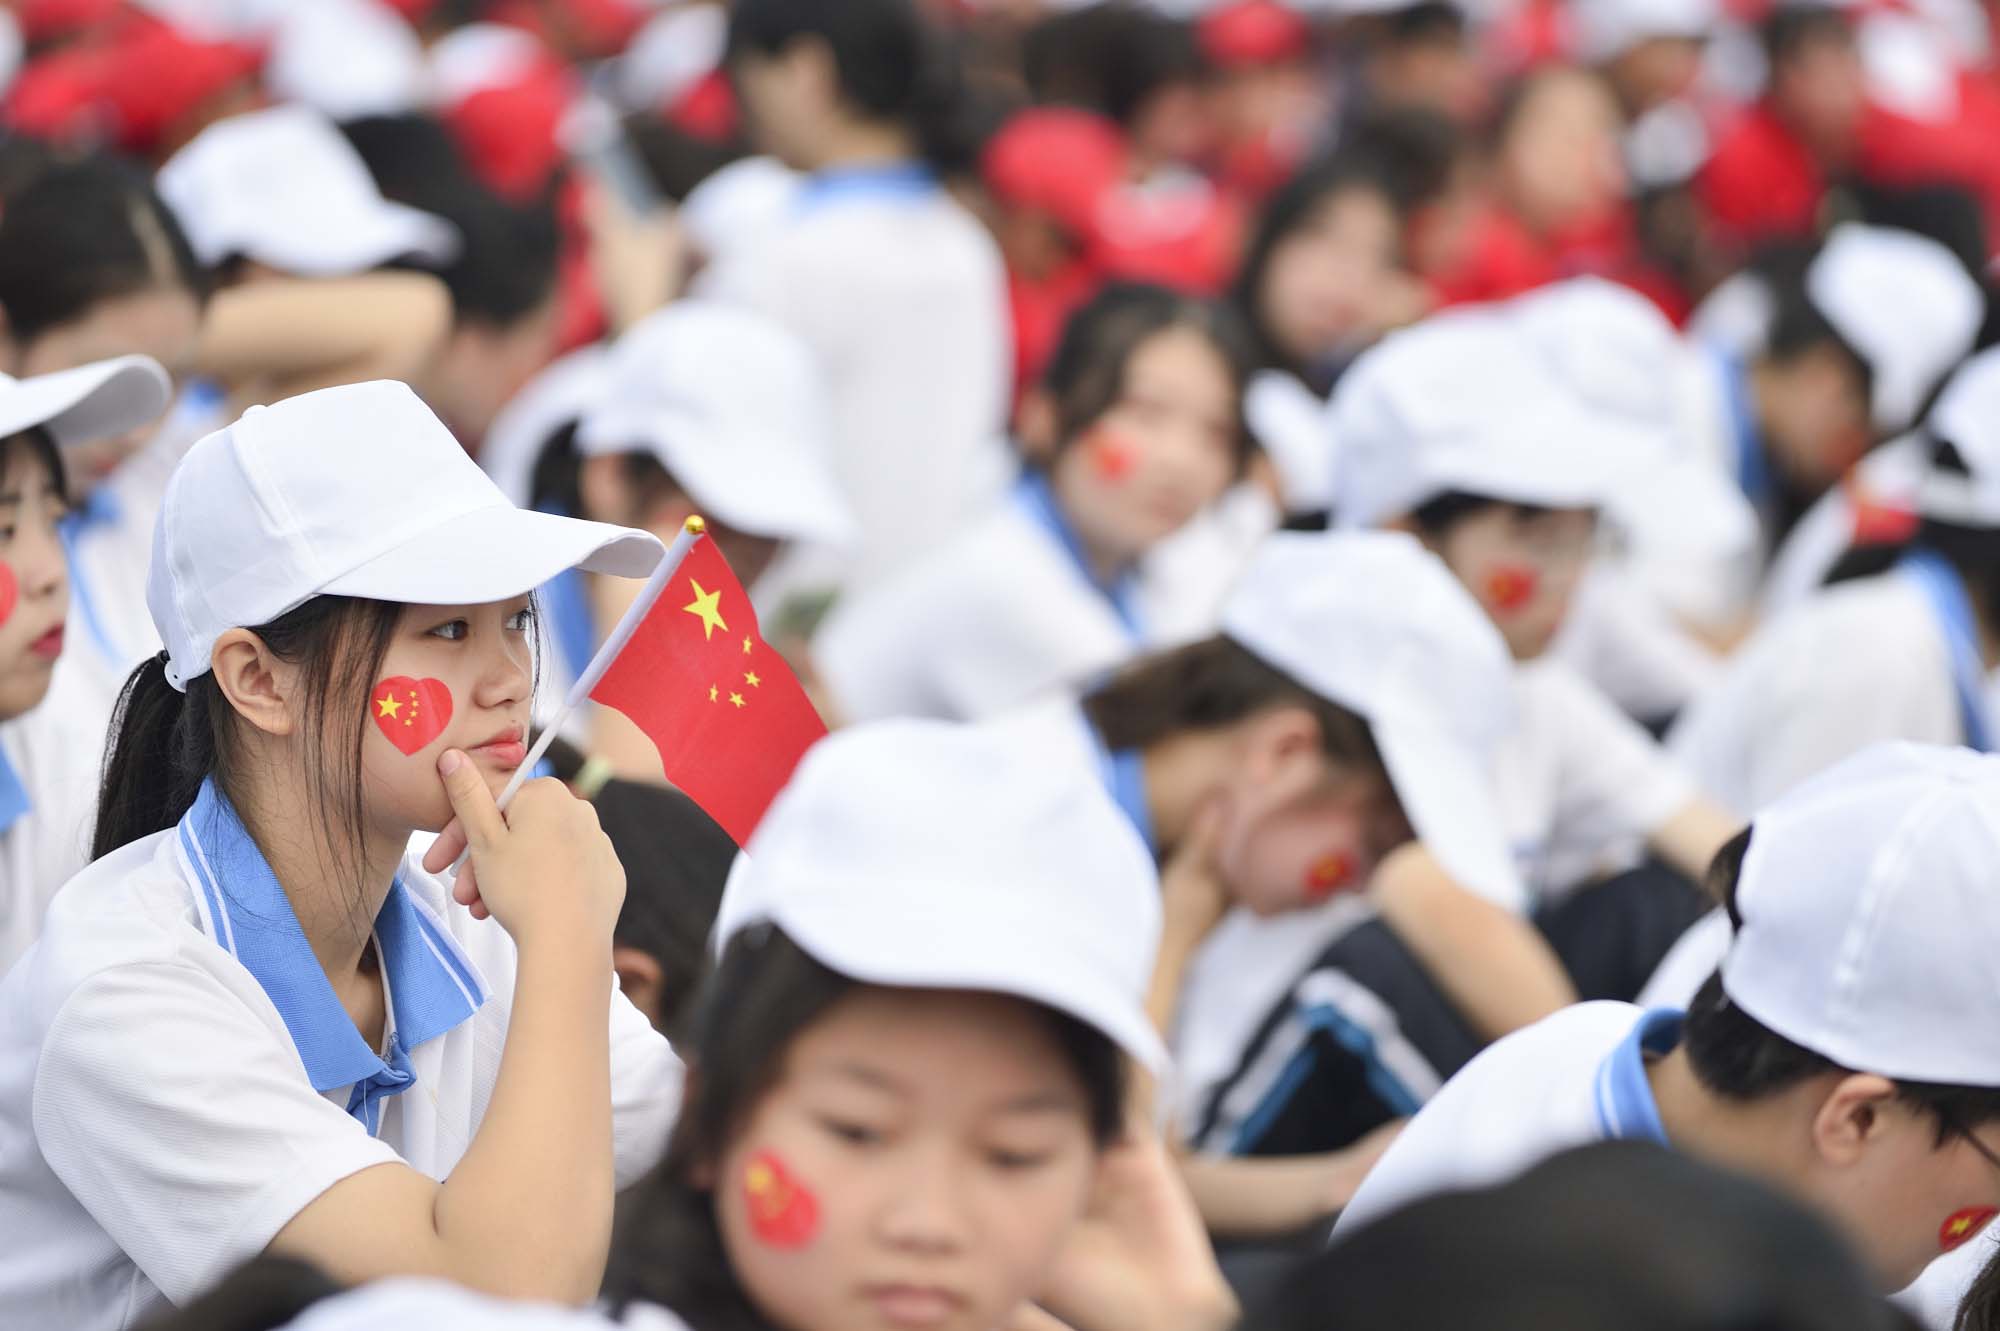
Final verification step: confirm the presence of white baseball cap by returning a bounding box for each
[1572,0,1717,61]
[1913,346,2000,528]
[1721,743,2000,1086]
[1220,530,1526,912]
[576,303,854,547]
[714,720,1168,1074]
[1508,278,1759,559]
[149,381,664,691]
[158,105,460,277]
[479,345,615,508]
[0,355,172,450]
[265,0,429,121]
[616,4,727,111]
[1806,223,1984,434]
[680,156,801,266]
[1331,311,1667,529]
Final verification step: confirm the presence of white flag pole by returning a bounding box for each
[452,515,707,870]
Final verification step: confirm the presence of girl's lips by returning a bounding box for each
[469,727,528,770]
[29,626,63,660]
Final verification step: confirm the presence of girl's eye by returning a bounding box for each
[817,1116,884,1148]
[428,620,469,642]
[505,607,535,633]
[986,1148,1055,1173]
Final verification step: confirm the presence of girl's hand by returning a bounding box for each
[1159,797,1232,949]
[1033,1120,1240,1331]
[421,750,625,945]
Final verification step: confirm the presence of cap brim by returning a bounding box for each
[0,356,173,448]
[264,203,461,277]
[579,405,857,548]
[721,866,1170,1076]
[321,503,664,605]
[1374,715,1526,914]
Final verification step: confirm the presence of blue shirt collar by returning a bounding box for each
[795,160,937,215]
[0,744,30,837]
[1900,549,1994,752]
[178,779,490,1133]
[1592,1008,1682,1146]
[1013,472,1145,637]
[58,486,126,668]
[1713,346,1771,510]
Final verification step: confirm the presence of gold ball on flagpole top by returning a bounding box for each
[685,515,707,535]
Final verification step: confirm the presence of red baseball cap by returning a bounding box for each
[1199,0,1312,68]
[981,108,1129,240]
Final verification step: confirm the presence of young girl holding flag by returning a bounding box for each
[0,381,685,1329]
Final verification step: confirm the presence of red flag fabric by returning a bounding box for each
[588,534,827,846]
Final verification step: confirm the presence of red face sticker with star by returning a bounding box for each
[0,562,16,628]
[1483,564,1540,614]
[370,677,453,756]
[1941,1206,1997,1253]
[743,1150,819,1249]
[1086,428,1141,484]
[1303,850,1358,902]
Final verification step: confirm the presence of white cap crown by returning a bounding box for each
[715,720,1167,1073]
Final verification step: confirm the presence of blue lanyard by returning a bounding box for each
[1013,473,1145,637]
[1901,550,1993,752]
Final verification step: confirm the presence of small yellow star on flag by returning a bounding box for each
[742,635,753,655]
[745,671,761,688]
[729,692,747,708]
[708,684,719,703]
[683,580,727,640]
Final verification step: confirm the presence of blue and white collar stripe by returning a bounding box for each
[176,779,489,1132]
[1592,1008,1682,1145]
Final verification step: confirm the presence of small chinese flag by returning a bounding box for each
[589,534,827,846]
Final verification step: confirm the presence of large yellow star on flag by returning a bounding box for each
[683,579,728,640]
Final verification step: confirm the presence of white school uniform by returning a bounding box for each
[0,780,682,1331]
[695,162,1012,594]
[814,475,1155,724]
[0,656,113,977]
[1670,569,1979,817]
[1494,659,1699,906]
[277,1279,695,1331]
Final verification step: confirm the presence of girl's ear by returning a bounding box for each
[1810,1073,1899,1169]
[1016,389,1061,465]
[209,628,298,738]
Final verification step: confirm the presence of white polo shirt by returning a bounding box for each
[0,779,682,1330]
[696,161,1012,594]
[1670,568,1977,816]
[275,1279,693,1331]
[1495,659,1699,904]
[0,654,113,978]
[815,476,1150,724]
[1333,1002,1678,1235]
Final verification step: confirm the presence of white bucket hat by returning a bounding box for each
[0,355,172,450]
[148,381,663,691]
[158,105,460,278]
[1220,530,1526,912]
[1913,346,2000,529]
[715,719,1168,1075]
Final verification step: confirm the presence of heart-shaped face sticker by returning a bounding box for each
[1304,850,1358,902]
[1087,428,1140,484]
[1484,564,1540,614]
[1941,1206,1997,1252]
[0,562,17,629]
[744,1150,820,1249]
[371,677,453,756]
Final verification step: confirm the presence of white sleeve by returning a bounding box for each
[32,962,402,1305]
[1538,664,1700,856]
[608,988,682,1189]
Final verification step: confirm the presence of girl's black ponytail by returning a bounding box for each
[92,652,216,860]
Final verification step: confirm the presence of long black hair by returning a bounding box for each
[726,0,981,176]
[603,926,1128,1331]
[92,597,403,918]
[0,151,208,351]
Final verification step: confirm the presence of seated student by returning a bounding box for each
[1685,224,1983,631]
[0,382,681,1329]
[217,721,1240,1331]
[1675,348,2000,817]
[0,149,452,701]
[1331,315,1740,998]
[815,283,1256,724]
[1247,1141,1909,1331]
[986,530,1575,1237]
[0,354,173,976]
[527,300,853,766]
[1335,744,2000,1327]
